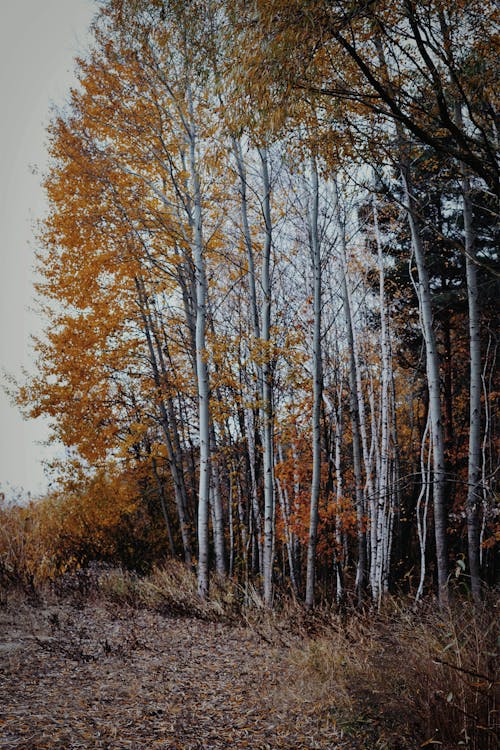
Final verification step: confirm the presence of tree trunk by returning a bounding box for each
[462,172,482,603]
[373,194,392,604]
[259,146,275,607]
[209,425,227,577]
[305,158,323,608]
[151,456,176,557]
[276,443,300,596]
[186,85,211,599]
[400,160,449,605]
[332,178,366,603]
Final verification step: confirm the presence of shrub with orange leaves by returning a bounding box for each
[0,467,170,593]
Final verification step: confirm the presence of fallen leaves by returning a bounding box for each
[0,601,345,749]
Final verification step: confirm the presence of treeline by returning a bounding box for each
[17,0,498,605]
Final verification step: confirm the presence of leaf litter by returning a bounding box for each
[0,601,348,749]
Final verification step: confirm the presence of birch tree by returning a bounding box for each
[259,146,275,607]
[305,157,323,608]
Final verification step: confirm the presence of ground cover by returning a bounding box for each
[0,599,346,750]
[1,569,496,750]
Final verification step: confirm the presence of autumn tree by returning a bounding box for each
[20,0,498,607]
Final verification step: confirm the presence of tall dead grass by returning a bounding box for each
[97,562,241,621]
[283,597,498,749]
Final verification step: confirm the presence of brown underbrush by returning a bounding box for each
[1,494,496,750]
[96,562,242,621]
[282,596,498,750]
[45,568,497,749]
[1,559,497,749]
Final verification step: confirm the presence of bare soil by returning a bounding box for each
[0,599,346,749]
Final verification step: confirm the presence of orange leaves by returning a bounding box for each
[0,471,140,585]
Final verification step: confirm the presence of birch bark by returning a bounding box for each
[259,146,275,607]
[186,84,211,599]
[305,158,323,608]
[372,195,392,603]
[332,178,366,601]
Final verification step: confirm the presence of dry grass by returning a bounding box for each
[95,562,242,622]
[1,549,496,749]
[281,597,498,749]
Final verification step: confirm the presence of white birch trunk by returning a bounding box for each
[186,86,211,599]
[305,158,323,608]
[400,162,449,605]
[453,100,483,602]
[372,195,392,604]
[259,146,275,607]
[332,178,366,601]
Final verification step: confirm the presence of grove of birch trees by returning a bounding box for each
[20,0,498,606]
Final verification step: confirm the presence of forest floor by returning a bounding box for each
[0,598,351,750]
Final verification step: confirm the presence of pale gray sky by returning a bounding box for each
[0,0,96,499]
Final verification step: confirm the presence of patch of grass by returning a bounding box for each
[282,597,498,750]
[240,590,329,648]
[97,566,142,606]
[96,562,242,622]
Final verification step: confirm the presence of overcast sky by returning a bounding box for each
[0,0,96,500]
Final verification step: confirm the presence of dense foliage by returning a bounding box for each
[12,0,498,605]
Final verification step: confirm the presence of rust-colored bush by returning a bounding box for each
[0,470,169,595]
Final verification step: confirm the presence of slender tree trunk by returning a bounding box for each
[306,158,323,608]
[235,470,249,577]
[151,456,176,557]
[480,335,495,568]
[228,474,234,578]
[245,406,264,574]
[416,410,432,601]
[259,146,275,607]
[462,172,482,603]
[275,445,299,596]
[232,138,261,342]
[447,96,483,601]
[388,325,402,583]
[400,160,449,605]
[332,178,366,602]
[186,86,211,600]
[209,425,227,577]
[373,195,392,604]
[333,384,345,602]
[233,138,266,577]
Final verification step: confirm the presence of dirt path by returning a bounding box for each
[0,602,344,749]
